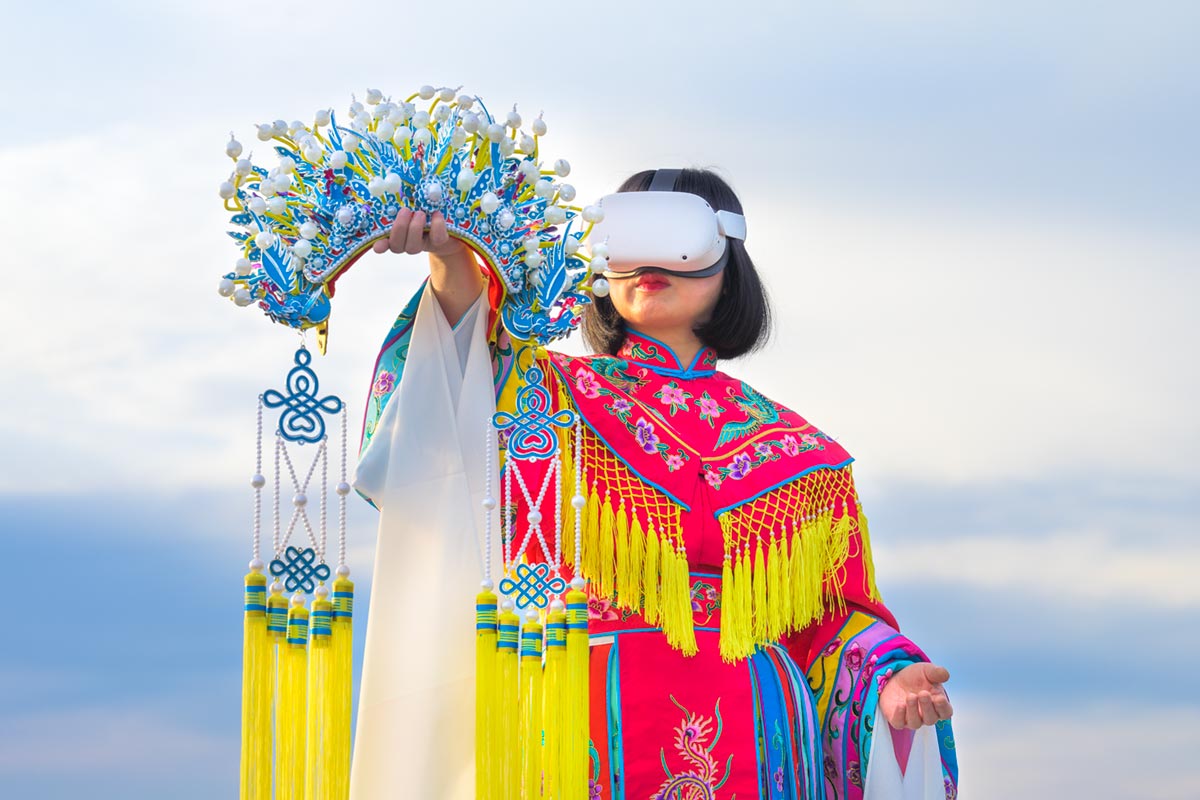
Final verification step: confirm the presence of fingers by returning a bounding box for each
[917,692,939,726]
[387,209,412,254]
[429,211,450,250]
[404,210,426,255]
[924,663,951,684]
[932,692,954,721]
[904,693,921,730]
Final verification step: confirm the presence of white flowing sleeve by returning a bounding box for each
[348,281,498,800]
[863,721,947,800]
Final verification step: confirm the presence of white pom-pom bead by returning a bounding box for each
[589,255,608,273]
[225,136,243,158]
[553,159,570,177]
[507,107,522,128]
[315,108,332,127]
[235,158,252,177]
[236,258,253,276]
[413,128,432,148]
[450,128,468,148]
[532,115,547,136]
[336,481,351,496]
[233,287,253,306]
[366,88,383,104]
[419,85,436,100]
[218,181,235,199]
[218,278,235,297]
[527,509,542,524]
[590,242,609,259]
[456,169,476,191]
[336,564,351,577]
[534,180,554,199]
[486,123,505,142]
[480,192,500,214]
[292,239,313,258]
[497,209,515,229]
[266,197,286,215]
[582,205,605,223]
[249,558,265,572]
[544,206,567,225]
[256,123,274,141]
[249,197,267,215]
[571,494,586,510]
[482,495,498,510]
[336,207,355,226]
[299,222,319,240]
[592,277,610,297]
[413,110,431,128]
[254,231,275,250]
[558,184,577,202]
[564,236,581,255]
[462,113,480,133]
[425,181,444,205]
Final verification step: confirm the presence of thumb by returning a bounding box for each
[921,663,951,684]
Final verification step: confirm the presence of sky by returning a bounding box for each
[1,1,1198,797]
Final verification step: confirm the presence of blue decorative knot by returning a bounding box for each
[263,347,344,444]
[269,546,330,593]
[499,562,567,610]
[492,365,575,461]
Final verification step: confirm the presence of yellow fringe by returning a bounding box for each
[614,498,631,607]
[239,572,270,800]
[582,484,601,594]
[597,493,616,600]
[564,589,590,800]
[496,608,520,799]
[519,619,544,800]
[718,554,737,662]
[660,543,698,656]
[628,512,645,608]
[752,536,768,644]
[328,576,354,800]
[543,608,567,800]
[305,595,333,800]
[856,500,882,602]
[275,602,307,799]
[475,589,498,800]
[766,532,784,641]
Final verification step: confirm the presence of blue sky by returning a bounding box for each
[2,1,1197,797]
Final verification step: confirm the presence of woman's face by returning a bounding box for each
[605,269,724,336]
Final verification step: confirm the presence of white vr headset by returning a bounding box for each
[589,169,747,279]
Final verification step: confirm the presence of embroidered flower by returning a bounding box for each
[704,468,724,490]
[665,453,685,472]
[821,638,843,658]
[944,776,957,799]
[781,434,800,456]
[846,643,864,671]
[635,417,660,454]
[587,596,619,621]
[372,371,395,397]
[823,754,838,782]
[728,452,754,479]
[774,765,785,791]
[574,368,601,399]
[755,442,772,458]
[876,666,895,691]
[696,391,725,426]
[654,381,692,416]
[801,433,819,446]
[847,760,862,787]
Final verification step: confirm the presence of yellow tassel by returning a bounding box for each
[737,544,753,657]
[766,531,784,641]
[642,524,661,626]
[275,599,308,799]
[305,592,333,800]
[239,572,270,800]
[856,501,882,602]
[519,618,544,799]
[615,499,631,607]
[543,607,567,800]
[778,525,794,635]
[327,576,354,800]
[560,428,577,568]
[718,554,738,663]
[475,589,499,800]
[628,512,645,611]
[752,535,768,645]
[660,543,698,656]
[597,493,616,600]
[496,607,520,799]
[582,484,601,591]
[564,589,590,800]
[827,508,852,616]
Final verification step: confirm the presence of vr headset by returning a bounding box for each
[589,169,747,280]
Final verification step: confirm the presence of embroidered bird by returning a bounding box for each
[715,382,782,447]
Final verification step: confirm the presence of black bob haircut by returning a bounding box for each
[579,167,773,361]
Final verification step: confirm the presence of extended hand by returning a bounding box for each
[371,209,469,259]
[878,662,953,730]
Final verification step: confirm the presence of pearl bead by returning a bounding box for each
[553,159,570,177]
[314,583,330,598]
[480,192,500,214]
[413,128,432,148]
[419,85,436,100]
[249,197,267,215]
[293,493,308,508]
[236,258,253,276]
[266,197,286,215]
[413,110,431,128]
[233,288,253,306]
[255,231,275,250]
[527,509,542,525]
[549,598,565,612]
[564,236,581,255]
[558,183,576,201]
[336,564,351,577]
[218,181,236,200]
[235,158,252,176]
[299,222,319,240]
[590,255,608,273]
[524,252,543,268]
[336,481,351,496]
[507,107,522,128]
[582,205,605,223]
[570,576,585,591]
[456,169,476,191]
[590,242,609,259]
[225,136,243,158]
[482,495,498,510]
[315,108,332,127]
[336,207,355,226]
[462,113,480,133]
[393,126,413,145]
[500,598,515,612]
[532,115,547,136]
[571,494,586,510]
[544,206,567,225]
[533,179,554,198]
[366,88,383,104]
[376,121,395,141]
[481,578,494,591]
[292,239,312,258]
[270,580,284,593]
[249,558,265,572]
[592,277,610,297]
[256,123,274,141]
[251,473,266,488]
[486,123,505,142]
[497,209,515,229]
[291,593,305,607]
[218,278,235,297]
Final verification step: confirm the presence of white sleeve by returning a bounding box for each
[863,721,946,800]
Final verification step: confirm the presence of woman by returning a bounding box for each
[356,168,958,799]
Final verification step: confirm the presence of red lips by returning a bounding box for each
[636,274,669,289]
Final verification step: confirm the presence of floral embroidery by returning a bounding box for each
[666,452,685,472]
[705,433,832,485]
[714,383,782,447]
[653,697,733,800]
[635,418,660,454]
[703,467,724,490]
[696,391,726,427]
[372,371,395,397]
[625,339,668,364]
[575,367,601,398]
[654,381,693,416]
[588,595,620,621]
[690,581,720,624]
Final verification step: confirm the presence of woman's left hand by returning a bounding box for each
[878,663,954,729]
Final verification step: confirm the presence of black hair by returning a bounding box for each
[579,167,773,360]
